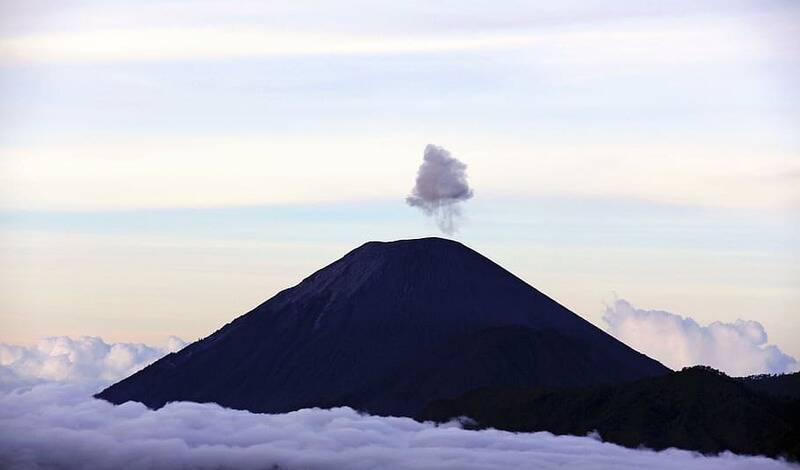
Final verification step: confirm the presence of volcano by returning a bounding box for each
[97,237,669,416]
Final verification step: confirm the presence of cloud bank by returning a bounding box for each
[0,336,185,391]
[603,299,798,376]
[0,335,794,469]
[0,382,793,470]
[406,144,474,234]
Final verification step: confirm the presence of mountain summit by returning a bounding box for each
[97,237,668,416]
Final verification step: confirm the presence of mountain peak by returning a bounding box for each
[361,236,461,247]
[342,237,472,263]
[97,239,668,416]
[337,237,470,268]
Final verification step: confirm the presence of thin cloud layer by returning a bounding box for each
[407,144,474,234]
[603,299,798,376]
[0,382,793,470]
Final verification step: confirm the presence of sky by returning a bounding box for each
[0,0,799,368]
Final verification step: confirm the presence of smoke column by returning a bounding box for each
[406,144,474,234]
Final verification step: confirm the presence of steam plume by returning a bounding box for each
[406,144,474,234]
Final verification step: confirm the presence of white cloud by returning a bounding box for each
[0,336,185,390]
[603,299,798,376]
[0,335,795,468]
[0,381,793,470]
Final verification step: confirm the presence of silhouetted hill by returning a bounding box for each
[739,371,800,401]
[421,366,800,460]
[96,237,668,416]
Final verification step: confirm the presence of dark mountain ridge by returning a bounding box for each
[97,237,668,416]
[739,371,800,401]
[421,366,800,460]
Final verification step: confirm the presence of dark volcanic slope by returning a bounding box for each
[421,366,800,460]
[97,237,668,416]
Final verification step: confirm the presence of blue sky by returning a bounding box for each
[1,0,798,359]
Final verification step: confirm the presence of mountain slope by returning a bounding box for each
[421,366,800,460]
[96,237,668,416]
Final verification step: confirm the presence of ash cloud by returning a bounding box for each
[603,299,798,376]
[406,144,474,234]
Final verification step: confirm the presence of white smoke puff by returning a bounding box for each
[406,144,474,234]
[0,382,793,470]
[603,299,798,376]
[0,336,186,390]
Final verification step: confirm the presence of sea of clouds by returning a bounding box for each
[0,335,796,469]
[1,382,794,470]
